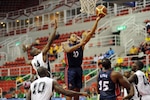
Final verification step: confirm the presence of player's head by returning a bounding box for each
[69,34,78,43]
[37,67,51,77]
[30,47,41,56]
[132,61,144,71]
[101,58,111,70]
[135,61,144,70]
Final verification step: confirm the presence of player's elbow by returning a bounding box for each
[64,49,71,53]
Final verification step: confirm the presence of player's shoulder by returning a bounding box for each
[111,71,123,78]
[42,77,54,82]
[135,70,144,75]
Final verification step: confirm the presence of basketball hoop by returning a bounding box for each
[80,0,97,16]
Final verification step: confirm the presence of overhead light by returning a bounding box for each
[16,20,19,22]
[26,20,29,23]
[56,12,59,14]
[3,24,5,27]
[1,22,3,24]
[36,16,39,18]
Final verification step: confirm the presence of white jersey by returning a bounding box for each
[130,83,139,100]
[31,52,48,71]
[135,70,150,95]
[30,77,54,100]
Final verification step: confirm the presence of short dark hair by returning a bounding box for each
[135,61,144,70]
[30,47,39,56]
[101,58,111,69]
[37,67,48,77]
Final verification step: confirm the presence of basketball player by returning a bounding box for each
[26,67,89,100]
[62,16,102,100]
[128,61,150,100]
[97,58,133,100]
[26,19,57,80]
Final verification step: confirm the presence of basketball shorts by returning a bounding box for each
[67,67,83,90]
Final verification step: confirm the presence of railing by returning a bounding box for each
[86,35,120,48]
[6,35,28,60]
[16,74,31,91]
[124,39,134,55]
[0,38,12,48]
[0,52,7,61]
[118,54,149,68]
[84,68,99,87]
[0,66,32,76]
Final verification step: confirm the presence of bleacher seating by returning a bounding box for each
[0,80,16,92]
[0,57,32,76]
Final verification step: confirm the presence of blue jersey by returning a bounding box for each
[66,42,83,68]
[98,69,116,99]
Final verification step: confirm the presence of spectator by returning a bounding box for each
[139,43,146,54]
[108,47,114,55]
[57,45,63,53]
[16,76,23,84]
[107,47,115,58]
[129,45,138,55]
[92,54,99,64]
[103,52,109,58]
[145,35,150,44]
[145,20,150,34]
[116,56,123,66]
[49,46,54,56]
[98,53,104,60]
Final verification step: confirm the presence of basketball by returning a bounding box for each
[95,5,107,18]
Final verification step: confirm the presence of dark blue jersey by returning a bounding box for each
[66,42,83,68]
[98,69,116,99]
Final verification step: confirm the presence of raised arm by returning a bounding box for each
[123,84,134,100]
[81,16,101,45]
[42,19,58,55]
[26,89,31,100]
[62,41,85,53]
[128,74,138,84]
[111,72,131,91]
[53,80,88,97]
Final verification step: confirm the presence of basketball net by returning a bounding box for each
[80,0,97,16]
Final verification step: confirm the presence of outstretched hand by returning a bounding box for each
[96,16,102,22]
[80,92,90,97]
[96,14,105,21]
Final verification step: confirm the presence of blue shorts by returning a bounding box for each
[100,97,116,100]
[67,67,83,90]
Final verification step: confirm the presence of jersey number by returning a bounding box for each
[33,82,45,94]
[34,60,40,67]
[99,80,109,91]
[73,51,79,58]
[143,75,149,85]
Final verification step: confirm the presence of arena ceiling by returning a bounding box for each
[0,0,39,13]
[103,0,139,4]
[0,0,140,13]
